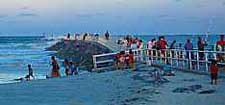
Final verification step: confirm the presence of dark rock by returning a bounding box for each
[198,90,216,94]
[188,85,202,92]
[173,84,202,93]
[172,87,191,93]
[46,40,113,70]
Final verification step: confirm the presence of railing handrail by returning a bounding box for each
[92,48,225,73]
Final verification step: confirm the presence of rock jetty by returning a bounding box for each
[46,40,113,70]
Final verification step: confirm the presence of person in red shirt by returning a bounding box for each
[159,36,167,56]
[210,60,219,85]
[216,35,225,62]
[128,49,135,71]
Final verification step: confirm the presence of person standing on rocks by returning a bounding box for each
[197,37,207,60]
[105,31,110,40]
[51,56,61,77]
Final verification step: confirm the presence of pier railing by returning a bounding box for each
[92,48,225,73]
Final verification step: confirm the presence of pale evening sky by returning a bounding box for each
[0,0,225,35]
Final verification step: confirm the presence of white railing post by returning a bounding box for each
[189,50,192,70]
[151,49,154,65]
[196,50,200,70]
[205,52,209,72]
[176,50,179,67]
[182,50,185,68]
[93,55,97,70]
[170,49,173,66]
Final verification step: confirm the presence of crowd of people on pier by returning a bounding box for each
[114,34,225,84]
[117,35,225,62]
[20,33,225,85]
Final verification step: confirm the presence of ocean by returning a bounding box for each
[0,34,222,84]
[0,36,58,84]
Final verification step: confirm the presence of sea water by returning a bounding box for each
[0,36,58,84]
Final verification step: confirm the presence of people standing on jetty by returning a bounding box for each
[51,56,61,77]
[67,33,71,40]
[216,35,225,62]
[105,31,110,40]
[184,39,193,59]
[185,39,194,69]
[95,34,99,41]
[64,59,70,76]
[197,37,207,60]
[25,64,35,81]
[210,60,219,85]
[83,33,88,40]
[159,36,167,57]
[170,40,176,58]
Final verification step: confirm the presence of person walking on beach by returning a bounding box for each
[25,64,35,80]
[64,59,70,76]
[197,37,207,60]
[210,60,219,85]
[51,56,61,77]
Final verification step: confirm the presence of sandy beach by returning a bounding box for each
[0,64,224,105]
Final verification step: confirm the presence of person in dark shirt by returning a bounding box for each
[25,64,35,80]
[197,37,207,60]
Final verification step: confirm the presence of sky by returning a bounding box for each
[0,0,225,35]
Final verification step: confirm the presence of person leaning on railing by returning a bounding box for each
[128,49,135,71]
[216,35,225,62]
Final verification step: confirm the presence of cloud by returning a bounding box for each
[174,0,182,2]
[21,6,30,10]
[75,12,105,18]
[223,2,225,6]
[18,13,38,17]
[158,14,169,18]
[0,14,8,18]
[115,0,127,5]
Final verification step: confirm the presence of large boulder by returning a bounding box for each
[46,40,113,70]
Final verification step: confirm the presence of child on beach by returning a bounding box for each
[64,59,70,76]
[69,61,78,75]
[25,64,35,81]
[210,60,219,85]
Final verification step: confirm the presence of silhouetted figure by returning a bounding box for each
[105,31,110,40]
[198,37,207,60]
[25,64,35,81]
